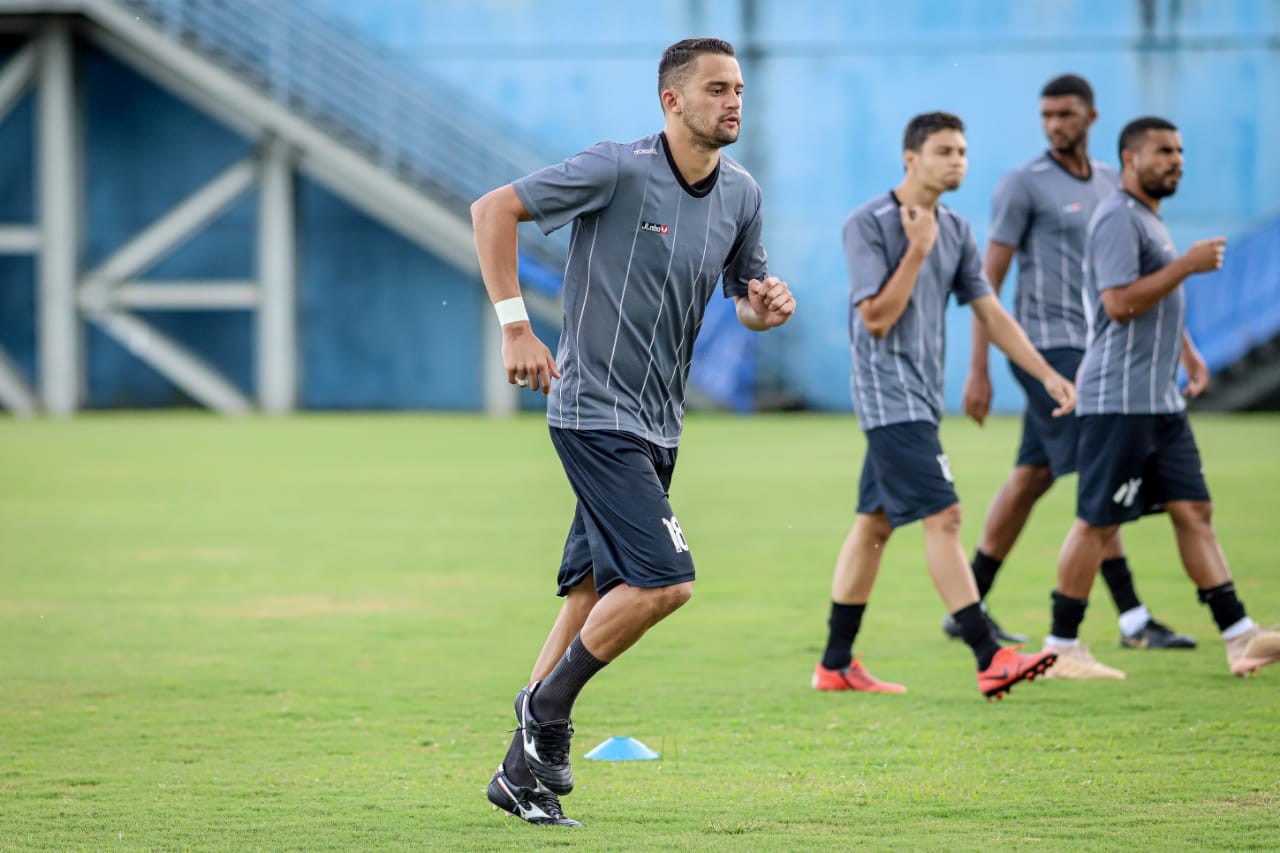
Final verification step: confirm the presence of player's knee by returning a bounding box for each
[1012,465,1054,502]
[924,503,964,536]
[1169,500,1213,531]
[650,581,693,616]
[860,513,893,545]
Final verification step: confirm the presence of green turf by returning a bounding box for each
[1,412,1278,850]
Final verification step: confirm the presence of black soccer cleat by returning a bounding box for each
[515,683,575,795]
[941,610,1028,645]
[1121,618,1197,649]
[487,764,582,827]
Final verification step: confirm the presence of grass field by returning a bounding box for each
[2,412,1278,850]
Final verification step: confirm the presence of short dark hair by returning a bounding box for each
[658,38,736,94]
[1118,116,1178,162]
[903,112,965,152]
[1040,74,1094,107]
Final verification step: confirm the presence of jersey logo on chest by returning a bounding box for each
[640,221,669,235]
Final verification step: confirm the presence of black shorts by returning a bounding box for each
[1076,413,1211,527]
[1011,347,1084,478]
[549,427,695,597]
[856,421,960,529]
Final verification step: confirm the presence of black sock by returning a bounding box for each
[971,551,1003,600]
[502,730,536,786]
[1197,581,1247,631]
[1100,557,1141,614]
[952,602,1000,670]
[1050,590,1089,640]
[530,635,607,721]
[821,602,866,671]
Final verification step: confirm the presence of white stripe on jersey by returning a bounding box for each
[1150,298,1164,412]
[558,222,583,428]
[1096,321,1112,413]
[634,190,684,439]
[1121,320,1135,414]
[574,219,601,428]
[662,191,715,438]
[604,170,653,429]
[869,342,886,426]
[1033,230,1048,345]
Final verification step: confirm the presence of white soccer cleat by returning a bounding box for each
[1042,643,1126,680]
[1226,626,1280,677]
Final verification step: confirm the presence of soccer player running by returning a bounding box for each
[1043,117,1280,679]
[471,38,796,826]
[813,112,1067,700]
[956,74,1195,660]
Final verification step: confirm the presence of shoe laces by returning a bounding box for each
[527,787,569,820]
[523,718,574,765]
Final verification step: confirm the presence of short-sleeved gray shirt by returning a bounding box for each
[513,132,768,448]
[1077,191,1185,415]
[988,152,1119,350]
[844,192,993,430]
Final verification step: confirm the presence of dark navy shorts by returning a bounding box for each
[549,427,695,597]
[1076,413,1211,527]
[856,421,960,529]
[1010,347,1084,478]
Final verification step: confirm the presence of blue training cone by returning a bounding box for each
[584,736,660,761]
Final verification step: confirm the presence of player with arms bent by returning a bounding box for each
[471,38,795,826]
[813,112,1067,700]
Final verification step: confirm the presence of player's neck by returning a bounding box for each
[663,126,722,185]
[893,178,941,211]
[1121,175,1160,214]
[1048,145,1091,179]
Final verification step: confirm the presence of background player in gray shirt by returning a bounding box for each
[813,112,1071,700]
[1045,116,1280,679]
[957,75,1194,654]
[471,38,795,825]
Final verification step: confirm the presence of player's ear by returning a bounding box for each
[661,87,681,115]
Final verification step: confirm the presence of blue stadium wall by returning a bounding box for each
[2,1,1277,411]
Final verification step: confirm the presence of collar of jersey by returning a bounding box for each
[660,132,720,198]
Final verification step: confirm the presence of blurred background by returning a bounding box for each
[0,0,1277,419]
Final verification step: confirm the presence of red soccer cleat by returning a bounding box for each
[812,656,907,693]
[977,645,1057,700]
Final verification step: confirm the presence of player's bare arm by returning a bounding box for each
[471,184,562,394]
[1181,330,1209,398]
[971,293,1076,416]
[1100,236,1225,324]
[963,239,1017,425]
[735,275,796,331]
[856,205,936,338]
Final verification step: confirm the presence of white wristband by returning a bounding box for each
[493,296,529,326]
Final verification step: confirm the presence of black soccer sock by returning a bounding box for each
[821,602,866,671]
[502,730,536,787]
[529,634,608,721]
[1100,557,1142,614]
[1050,590,1089,640]
[1197,581,1248,632]
[952,602,1000,670]
[971,550,1004,600]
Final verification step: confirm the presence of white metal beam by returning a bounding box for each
[0,345,37,416]
[108,281,259,310]
[75,0,481,276]
[0,225,39,253]
[87,309,253,415]
[36,20,81,417]
[256,136,296,414]
[78,155,258,304]
[0,40,36,125]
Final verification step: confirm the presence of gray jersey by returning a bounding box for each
[513,132,767,448]
[989,152,1119,350]
[1077,191,1185,415]
[844,192,992,430]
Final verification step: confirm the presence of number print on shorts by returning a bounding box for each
[1112,477,1143,507]
[936,453,954,483]
[661,516,690,553]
